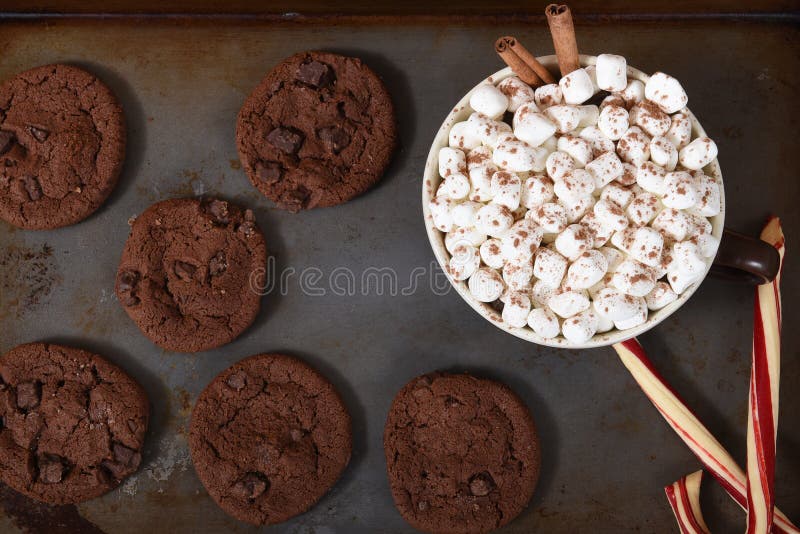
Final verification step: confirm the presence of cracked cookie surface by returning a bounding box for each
[0,343,149,504]
[188,353,352,525]
[236,51,397,212]
[115,197,267,353]
[384,373,540,534]
[0,64,126,229]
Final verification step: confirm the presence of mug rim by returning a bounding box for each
[421,54,726,349]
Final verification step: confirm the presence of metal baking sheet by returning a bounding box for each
[0,15,798,534]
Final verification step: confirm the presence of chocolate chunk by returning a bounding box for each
[266,127,303,155]
[112,443,139,466]
[204,199,230,225]
[444,395,461,408]
[100,459,127,480]
[174,261,197,281]
[296,60,335,88]
[29,126,50,142]
[317,126,351,154]
[255,161,282,184]
[209,251,227,277]
[38,455,67,484]
[22,175,42,201]
[15,381,40,410]
[231,472,268,500]
[226,371,247,391]
[469,472,496,496]
[117,270,140,306]
[127,420,139,433]
[283,187,310,213]
[0,131,15,156]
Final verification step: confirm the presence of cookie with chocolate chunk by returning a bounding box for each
[0,64,126,229]
[236,51,397,212]
[188,353,352,525]
[115,197,267,353]
[0,343,149,504]
[384,372,540,534]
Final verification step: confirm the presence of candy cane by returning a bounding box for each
[665,471,710,534]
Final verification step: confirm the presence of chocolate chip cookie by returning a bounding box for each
[236,51,397,212]
[384,372,540,534]
[189,353,352,525]
[115,197,267,353]
[0,343,149,504]
[0,64,126,229]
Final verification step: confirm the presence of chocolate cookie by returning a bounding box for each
[189,353,352,525]
[236,51,397,212]
[384,373,540,534]
[115,198,267,353]
[0,343,149,504]
[0,64,126,229]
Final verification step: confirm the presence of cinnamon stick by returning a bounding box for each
[494,36,542,87]
[506,37,556,85]
[545,4,580,77]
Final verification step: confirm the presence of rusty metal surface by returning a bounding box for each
[0,17,798,534]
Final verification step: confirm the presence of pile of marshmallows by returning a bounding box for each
[429,53,721,344]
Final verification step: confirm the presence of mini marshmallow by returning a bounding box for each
[662,171,697,210]
[584,65,601,93]
[588,272,615,299]
[651,208,689,241]
[577,105,600,128]
[593,198,629,233]
[617,126,652,166]
[527,307,561,338]
[601,182,635,208]
[645,72,688,114]
[469,83,509,119]
[467,147,497,202]
[566,250,609,289]
[650,136,679,171]
[437,174,471,200]
[468,267,506,302]
[521,175,555,209]
[448,244,481,281]
[467,145,493,169]
[612,259,656,296]
[501,219,543,261]
[690,171,721,217]
[531,279,556,308]
[503,258,534,291]
[585,151,624,189]
[667,268,702,295]
[666,112,692,149]
[685,215,719,258]
[502,291,532,328]
[480,238,505,269]
[626,226,664,268]
[542,135,558,154]
[625,191,661,226]
[617,162,638,186]
[595,54,628,92]
[636,161,667,196]
[618,79,645,108]
[593,287,641,321]
[597,105,630,141]
[529,202,568,234]
[672,240,706,276]
[652,237,677,279]
[545,151,576,181]
[561,309,599,343]
[429,196,456,232]
[497,76,537,112]
[599,246,626,272]
[554,169,595,202]
[600,94,627,110]
[534,247,568,288]
[438,147,467,179]
[613,297,648,330]
[450,201,483,228]
[548,289,590,319]
[578,126,616,159]
[555,223,593,261]
[679,137,718,170]
[645,281,678,311]
[557,135,594,166]
[559,195,595,223]
[596,312,615,333]
[449,121,482,150]
[493,134,548,173]
[629,100,671,137]
[514,104,558,147]
[475,203,514,237]
[559,68,595,105]
[581,211,613,248]
[490,171,522,210]
[445,226,486,253]
[534,83,563,109]
[467,112,512,146]
[545,105,582,134]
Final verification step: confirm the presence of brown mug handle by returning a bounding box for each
[710,228,780,284]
